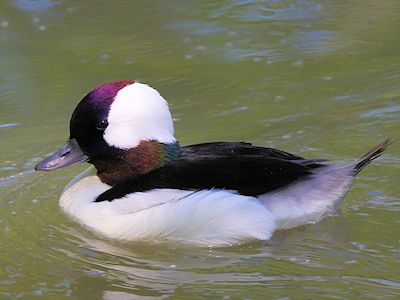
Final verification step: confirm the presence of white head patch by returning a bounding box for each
[104,82,176,149]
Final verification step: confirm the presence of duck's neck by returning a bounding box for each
[92,140,181,186]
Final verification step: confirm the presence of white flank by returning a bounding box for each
[60,165,355,246]
[104,83,176,149]
[260,165,354,229]
[60,176,275,247]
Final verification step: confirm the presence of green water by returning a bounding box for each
[1,0,399,298]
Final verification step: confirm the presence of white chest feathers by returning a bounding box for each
[59,165,353,246]
[59,176,275,246]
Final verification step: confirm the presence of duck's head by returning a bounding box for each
[35,80,181,185]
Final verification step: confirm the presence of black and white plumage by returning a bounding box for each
[95,142,326,202]
[35,81,392,246]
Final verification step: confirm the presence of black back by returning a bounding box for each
[96,142,326,202]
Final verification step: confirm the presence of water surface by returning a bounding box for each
[1,1,399,299]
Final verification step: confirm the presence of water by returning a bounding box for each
[1,0,399,298]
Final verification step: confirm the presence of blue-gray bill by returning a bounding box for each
[35,139,88,171]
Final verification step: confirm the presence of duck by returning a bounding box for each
[35,80,392,246]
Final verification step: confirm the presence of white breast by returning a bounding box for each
[60,176,275,246]
[59,165,353,246]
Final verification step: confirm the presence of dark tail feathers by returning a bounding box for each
[353,138,393,175]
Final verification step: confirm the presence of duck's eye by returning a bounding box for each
[96,120,108,131]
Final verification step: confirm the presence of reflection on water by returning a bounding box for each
[1,0,399,298]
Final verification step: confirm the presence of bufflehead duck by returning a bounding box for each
[35,80,392,246]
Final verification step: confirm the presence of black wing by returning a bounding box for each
[96,142,326,202]
[181,142,324,167]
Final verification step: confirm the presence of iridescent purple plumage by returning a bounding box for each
[86,80,134,118]
[68,80,134,156]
